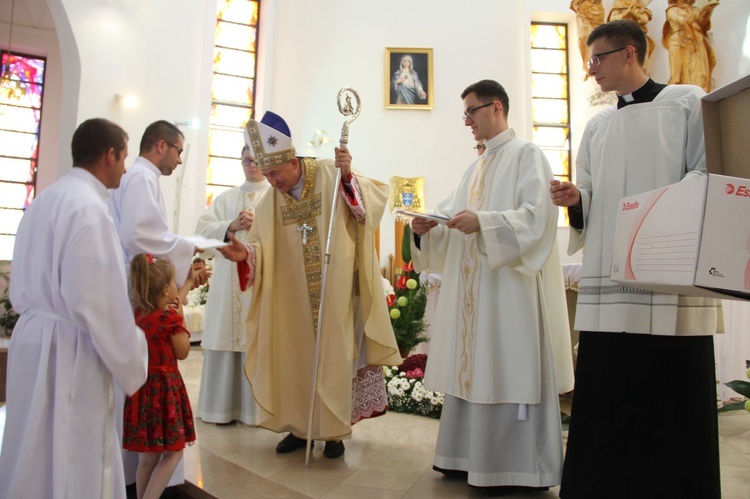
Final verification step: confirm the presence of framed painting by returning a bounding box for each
[385,47,433,109]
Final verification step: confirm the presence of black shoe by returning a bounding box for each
[433,465,468,479]
[323,440,345,458]
[275,433,309,453]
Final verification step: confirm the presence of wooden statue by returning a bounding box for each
[662,0,720,92]
[570,0,605,79]
[608,0,656,73]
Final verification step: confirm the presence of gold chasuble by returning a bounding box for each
[244,158,401,440]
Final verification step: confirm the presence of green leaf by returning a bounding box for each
[725,380,750,398]
[718,401,749,413]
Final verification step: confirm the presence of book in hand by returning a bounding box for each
[395,209,450,225]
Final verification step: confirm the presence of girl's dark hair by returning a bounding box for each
[130,254,175,315]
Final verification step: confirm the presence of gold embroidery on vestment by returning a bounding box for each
[457,155,497,397]
[280,158,324,331]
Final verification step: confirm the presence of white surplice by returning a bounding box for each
[108,156,194,287]
[194,179,269,424]
[412,129,573,487]
[0,168,148,499]
[569,85,722,336]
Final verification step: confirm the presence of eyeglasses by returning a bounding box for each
[473,144,486,152]
[587,46,628,69]
[462,102,494,121]
[241,157,256,166]
[164,141,183,156]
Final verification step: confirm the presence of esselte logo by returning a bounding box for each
[708,267,725,278]
[622,201,639,211]
[725,184,750,197]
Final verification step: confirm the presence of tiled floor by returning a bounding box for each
[177,347,750,499]
[1,345,749,498]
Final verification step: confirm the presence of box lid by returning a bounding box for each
[702,74,750,179]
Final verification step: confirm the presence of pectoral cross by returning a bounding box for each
[298,223,313,244]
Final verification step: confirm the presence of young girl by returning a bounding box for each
[124,254,196,499]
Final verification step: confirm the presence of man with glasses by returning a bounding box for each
[109,120,199,289]
[194,145,269,426]
[410,79,574,495]
[108,120,204,488]
[550,20,722,499]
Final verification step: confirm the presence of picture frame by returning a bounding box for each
[385,47,433,110]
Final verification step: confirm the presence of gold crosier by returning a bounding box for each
[280,157,324,331]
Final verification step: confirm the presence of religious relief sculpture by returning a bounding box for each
[570,0,605,79]
[608,0,656,73]
[662,0,720,92]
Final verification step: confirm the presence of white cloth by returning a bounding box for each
[0,168,148,499]
[569,85,722,336]
[197,350,259,424]
[108,156,194,287]
[411,129,572,486]
[195,179,268,424]
[195,180,269,352]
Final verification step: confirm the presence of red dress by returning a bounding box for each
[123,308,196,452]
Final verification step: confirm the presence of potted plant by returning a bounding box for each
[387,225,429,357]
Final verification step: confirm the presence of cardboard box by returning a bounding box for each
[610,75,750,301]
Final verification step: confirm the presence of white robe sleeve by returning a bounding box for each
[61,209,148,395]
[569,120,593,255]
[114,170,195,287]
[476,143,558,275]
[682,86,708,181]
[195,190,233,259]
[410,190,459,274]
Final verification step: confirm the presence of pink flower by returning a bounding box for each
[405,368,424,378]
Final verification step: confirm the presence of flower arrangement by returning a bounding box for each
[383,354,443,418]
[186,282,210,307]
[387,225,429,354]
[718,360,750,414]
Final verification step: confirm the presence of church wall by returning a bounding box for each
[256,0,532,269]
[6,0,750,270]
[40,0,214,237]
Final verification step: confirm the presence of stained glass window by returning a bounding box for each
[530,23,571,226]
[206,0,261,206]
[0,51,46,260]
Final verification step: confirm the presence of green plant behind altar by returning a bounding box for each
[387,224,428,354]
